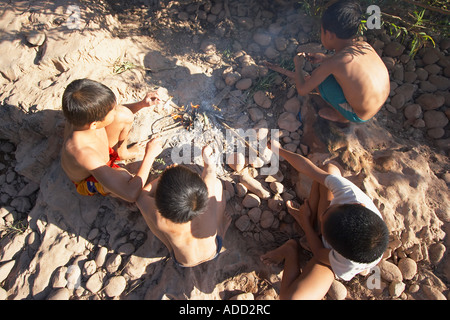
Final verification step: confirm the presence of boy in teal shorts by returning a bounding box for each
[266,1,390,124]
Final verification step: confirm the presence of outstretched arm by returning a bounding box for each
[89,137,163,202]
[124,90,161,114]
[268,138,329,186]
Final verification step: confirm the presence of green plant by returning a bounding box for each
[0,220,28,240]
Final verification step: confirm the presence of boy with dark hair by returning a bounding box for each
[61,78,162,201]
[136,145,231,268]
[261,139,389,299]
[266,0,390,123]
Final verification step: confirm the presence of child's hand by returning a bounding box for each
[202,144,215,166]
[142,90,160,107]
[294,53,305,70]
[305,52,327,64]
[286,199,312,229]
[145,136,163,157]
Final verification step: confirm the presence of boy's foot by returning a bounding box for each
[285,200,303,226]
[260,239,298,266]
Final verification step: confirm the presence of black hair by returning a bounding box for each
[323,203,389,263]
[62,78,116,127]
[155,166,209,224]
[321,0,362,39]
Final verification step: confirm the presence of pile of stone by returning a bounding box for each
[375,37,450,153]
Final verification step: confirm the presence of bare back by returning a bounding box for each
[61,123,112,182]
[136,173,226,267]
[332,41,390,119]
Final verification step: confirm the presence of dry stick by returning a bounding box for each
[402,0,450,16]
[219,120,260,157]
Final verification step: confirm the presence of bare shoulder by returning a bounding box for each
[63,137,105,171]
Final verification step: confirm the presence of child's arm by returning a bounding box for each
[294,53,333,96]
[124,91,160,114]
[87,137,163,202]
[201,145,220,196]
[269,139,329,186]
[290,200,330,266]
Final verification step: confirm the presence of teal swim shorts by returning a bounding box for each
[318,75,368,123]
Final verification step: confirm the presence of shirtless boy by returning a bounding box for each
[136,145,231,267]
[61,78,162,202]
[261,138,389,299]
[266,0,390,123]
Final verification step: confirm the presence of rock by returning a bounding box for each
[95,247,108,267]
[248,107,264,122]
[284,97,301,114]
[327,280,347,300]
[424,110,448,128]
[429,75,450,91]
[227,152,246,172]
[242,193,261,208]
[428,243,446,265]
[427,128,445,139]
[384,42,405,57]
[235,78,252,91]
[104,276,127,298]
[229,292,254,300]
[51,266,68,288]
[105,253,122,273]
[264,47,279,60]
[253,91,272,109]
[235,214,251,231]
[278,112,302,132]
[269,181,284,194]
[382,56,395,71]
[253,32,272,46]
[225,72,241,87]
[0,260,16,283]
[394,83,416,102]
[267,194,283,212]
[82,260,97,277]
[422,49,440,65]
[397,258,417,280]
[416,93,445,110]
[421,285,447,300]
[239,171,271,199]
[236,183,247,197]
[260,210,274,229]
[415,68,428,81]
[404,104,422,120]
[379,260,403,282]
[86,271,105,293]
[389,280,406,298]
[0,287,7,300]
[26,30,46,47]
[390,93,405,109]
[117,243,135,255]
[248,207,262,223]
[47,288,71,300]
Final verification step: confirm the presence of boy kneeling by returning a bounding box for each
[136,145,231,267]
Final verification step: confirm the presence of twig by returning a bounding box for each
[402,0,450,16]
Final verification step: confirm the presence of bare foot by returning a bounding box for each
[260,239,298,266]
[285,200,302,226]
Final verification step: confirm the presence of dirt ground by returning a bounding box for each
[0,0,449,301]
